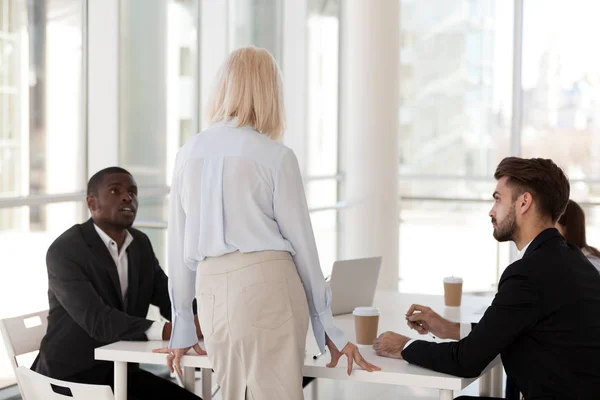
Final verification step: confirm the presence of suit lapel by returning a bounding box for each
[81,219,125,309]
[126,236,141,313]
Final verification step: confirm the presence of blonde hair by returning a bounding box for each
[207,46,285,140]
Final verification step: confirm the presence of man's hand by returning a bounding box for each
[194,315,203,339]
[405,304,460,340]
[373,331,409,359]
[325,335,381,375]
[162,322,172,340]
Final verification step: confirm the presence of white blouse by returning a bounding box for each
[167,119,346,353]
[582,248,600,274]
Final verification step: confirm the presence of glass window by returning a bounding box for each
[0,203,85,316]
[0,1,83,387]
[306,180,337,210]
[580,200,600,250]
[0,0,83,304]
[310,209,337,278]
[119,0,198,264]
[119,0,198,186]
[397,0,514,293]
[0,0,83,229]
[398,177,512,294]
[521,0,600,180]
[134,194,168,265]
[399,197,511,295]
[0,201,84,385]
[230,0,283,61]
[398,0,513,178]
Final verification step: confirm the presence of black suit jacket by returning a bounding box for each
[32,219,174,380]
[402,228,600,399]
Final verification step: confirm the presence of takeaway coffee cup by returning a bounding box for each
[353,306,380,345]
[443,276,463,307]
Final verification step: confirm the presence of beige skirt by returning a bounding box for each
[196,251,309,400]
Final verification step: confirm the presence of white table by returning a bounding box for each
[96,291,503,400]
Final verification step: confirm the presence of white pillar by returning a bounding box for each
[338,0,400,291]
[87,0,119,175]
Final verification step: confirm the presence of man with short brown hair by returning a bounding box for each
[373,157,600,399]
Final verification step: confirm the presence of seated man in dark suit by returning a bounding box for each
[373,157,600,399]
[32,167,202,400]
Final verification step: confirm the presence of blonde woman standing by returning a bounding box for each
[155,46,380,399]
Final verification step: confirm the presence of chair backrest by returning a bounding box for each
[0,310,49,373]
[16,367,114,400]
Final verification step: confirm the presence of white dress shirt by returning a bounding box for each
[167,119,347,352]
[403,240,534,351]
[516,240,532,260]
[94,224,165,340]
[403,321,474,350]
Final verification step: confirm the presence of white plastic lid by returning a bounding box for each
[443,276,463,284]
[353,306,380,317]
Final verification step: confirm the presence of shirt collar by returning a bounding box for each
[516,240,532,260]
[210,116,254,130]
[93,224,134,255]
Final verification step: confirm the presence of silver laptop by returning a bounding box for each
[329,257,382,316]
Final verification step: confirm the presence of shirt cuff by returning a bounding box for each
[145,321,166,341]
[403,338,416,351]
[169,308,198,349]
[403,323,470,352]
[460,323,472,339]
[312,310,347,353]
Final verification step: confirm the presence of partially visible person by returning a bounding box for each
[372,157,600,399]
[156,46,379,400]
[556,199,600,273]
[32,167,202,400]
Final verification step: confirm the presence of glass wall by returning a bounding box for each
[519,0,600,292]
[119,0,198,187]
[398,0,600,294]
[0,0,84,222]
[0,0,83,387]
[0,202,83,388]
[118,0,198,267]
[398,0,514,293]
[399,0,513,178]
[398,196,512,294]
[521,0,600,187]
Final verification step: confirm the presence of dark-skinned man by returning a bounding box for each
[32,167,202,400]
